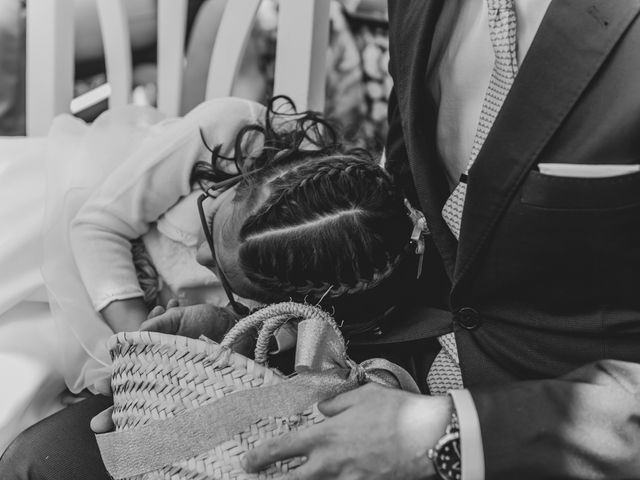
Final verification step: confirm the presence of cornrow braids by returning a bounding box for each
[190,96,415,329]
[241,251,403,301]
[238,154,412,303]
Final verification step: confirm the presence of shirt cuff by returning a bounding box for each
[449,389,485,480]
[94,289,144,312]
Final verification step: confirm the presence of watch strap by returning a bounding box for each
[428,411,461,480]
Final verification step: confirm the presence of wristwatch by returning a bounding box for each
[427,411,461,480]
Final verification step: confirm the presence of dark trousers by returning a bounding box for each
[0,395,112,480]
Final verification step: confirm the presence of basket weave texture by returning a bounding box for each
[109,329,323,480]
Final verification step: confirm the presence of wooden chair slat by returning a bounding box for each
[96,0,133,108]
[204,0,262,100]
[157,0,188,117]
[26,0,75,136]
[274,0,330,111]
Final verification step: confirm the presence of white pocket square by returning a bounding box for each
[538,163,640,178]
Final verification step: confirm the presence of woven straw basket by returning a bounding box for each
[97,302,418,480]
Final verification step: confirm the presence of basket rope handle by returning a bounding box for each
[220,302,344,365]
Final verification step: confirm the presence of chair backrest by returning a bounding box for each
[26,0,330,135]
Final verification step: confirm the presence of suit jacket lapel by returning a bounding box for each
[391,0,458,277]
[452,0,640,295]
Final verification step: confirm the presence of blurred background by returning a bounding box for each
[0,0,390,154]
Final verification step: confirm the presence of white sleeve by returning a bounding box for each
[449,389,485,480]
[71,98,266,311]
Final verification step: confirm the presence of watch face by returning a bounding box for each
[434,436,461,480]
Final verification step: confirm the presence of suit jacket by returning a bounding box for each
[385,0,640,477]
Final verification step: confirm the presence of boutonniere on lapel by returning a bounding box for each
[406,200,430,279]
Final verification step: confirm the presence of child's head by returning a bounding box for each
[193,98,415,333]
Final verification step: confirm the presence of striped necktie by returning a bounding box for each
[428,0,518,395]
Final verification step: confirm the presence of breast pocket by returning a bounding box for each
[520,169,640,210]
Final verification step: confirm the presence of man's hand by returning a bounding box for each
[242,383,452,480]
[140,303,239,341]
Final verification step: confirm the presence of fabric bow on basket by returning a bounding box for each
[96,302,419,480]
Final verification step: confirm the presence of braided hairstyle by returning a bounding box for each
[192,97,415,332]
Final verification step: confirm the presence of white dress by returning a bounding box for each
[0,137,64,453]
[0,97,265,452]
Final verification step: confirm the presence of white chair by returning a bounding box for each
[26,0,331,135]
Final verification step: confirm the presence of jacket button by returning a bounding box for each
[456,307,480,330]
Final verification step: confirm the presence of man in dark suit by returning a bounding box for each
[3,1,639,478]
[243,0,640,478]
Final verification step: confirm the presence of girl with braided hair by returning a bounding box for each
[0,97,273,452]
[144,96,418,343]
[0,96,419,455]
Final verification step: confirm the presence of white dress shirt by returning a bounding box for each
[428,0,553,190]
[425,1,552,479]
